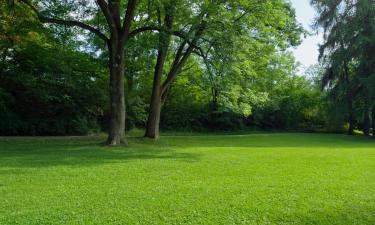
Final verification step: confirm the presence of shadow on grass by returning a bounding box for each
[0,133,374,170]
[291,205,375,225]
[0,137,200,169]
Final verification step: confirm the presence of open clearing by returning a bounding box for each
[1,133,375,224]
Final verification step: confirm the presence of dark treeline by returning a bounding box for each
[312,0,375,138]
[0,0,374,143]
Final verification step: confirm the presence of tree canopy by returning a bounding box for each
[312,0,375,137]
[1,0,374,141]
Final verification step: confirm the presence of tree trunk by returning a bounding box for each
[0,47,8,74]
[144,13,204,140]
[144,40,167,139]
[364,98,370,136]
[372,106,375,139]
[144,48,192,140]
[106,43,126,145]
[144,59,163,139]
[348,98,354,135]
[145,92,162,139]
[364,110,370,136]
[211,87,218,112]
[144,9,172,139]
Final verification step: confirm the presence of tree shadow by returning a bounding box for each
[0,133,373,170]
[0,137,200,169]
[288,204,375,225]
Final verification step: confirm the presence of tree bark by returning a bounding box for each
[106,42,127,145]
[144,7,173,139]
[144,34,170,139]
[144,52,190,139]
[211,87,218,112]
[0,47,9,74]
[144,54,164,139]
[343,51,354,135]
[364,97,370,136]
[145,93,162,139]
[144,13,205,140]
[348,98,354,135]
[364,110,370,136]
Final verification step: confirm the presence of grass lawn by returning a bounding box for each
[0,133,375,224]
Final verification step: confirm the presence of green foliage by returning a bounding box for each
[0,0,341,135]
[0,9,108,135]
[159,50,323,131]
[312,0,375,134]
[0,42,107,135]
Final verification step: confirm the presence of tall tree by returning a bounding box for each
[144,0,303,139]
[14,0,163,145]
[312,0,375,136]
[144,0,208,139]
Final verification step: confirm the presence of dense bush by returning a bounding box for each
[156,68,324,132]
[0,39,107,135]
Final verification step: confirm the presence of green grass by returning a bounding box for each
[0,133,375,224]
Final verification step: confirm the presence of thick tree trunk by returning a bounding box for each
[106,43,126,145]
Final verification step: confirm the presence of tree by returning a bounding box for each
[144,0,303,139]
[143,0,208,139]
[14,0,160,145]
[312,0,375,137]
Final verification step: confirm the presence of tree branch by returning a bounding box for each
[108,1,122,29]
[128,26,159,39]
[121,0,138,41]
[96,0,117,36]
[160,21,207,94]
[128,26,199,48]
[39,17,109,42]
[161,42,194,94]
[19,0,108,42]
